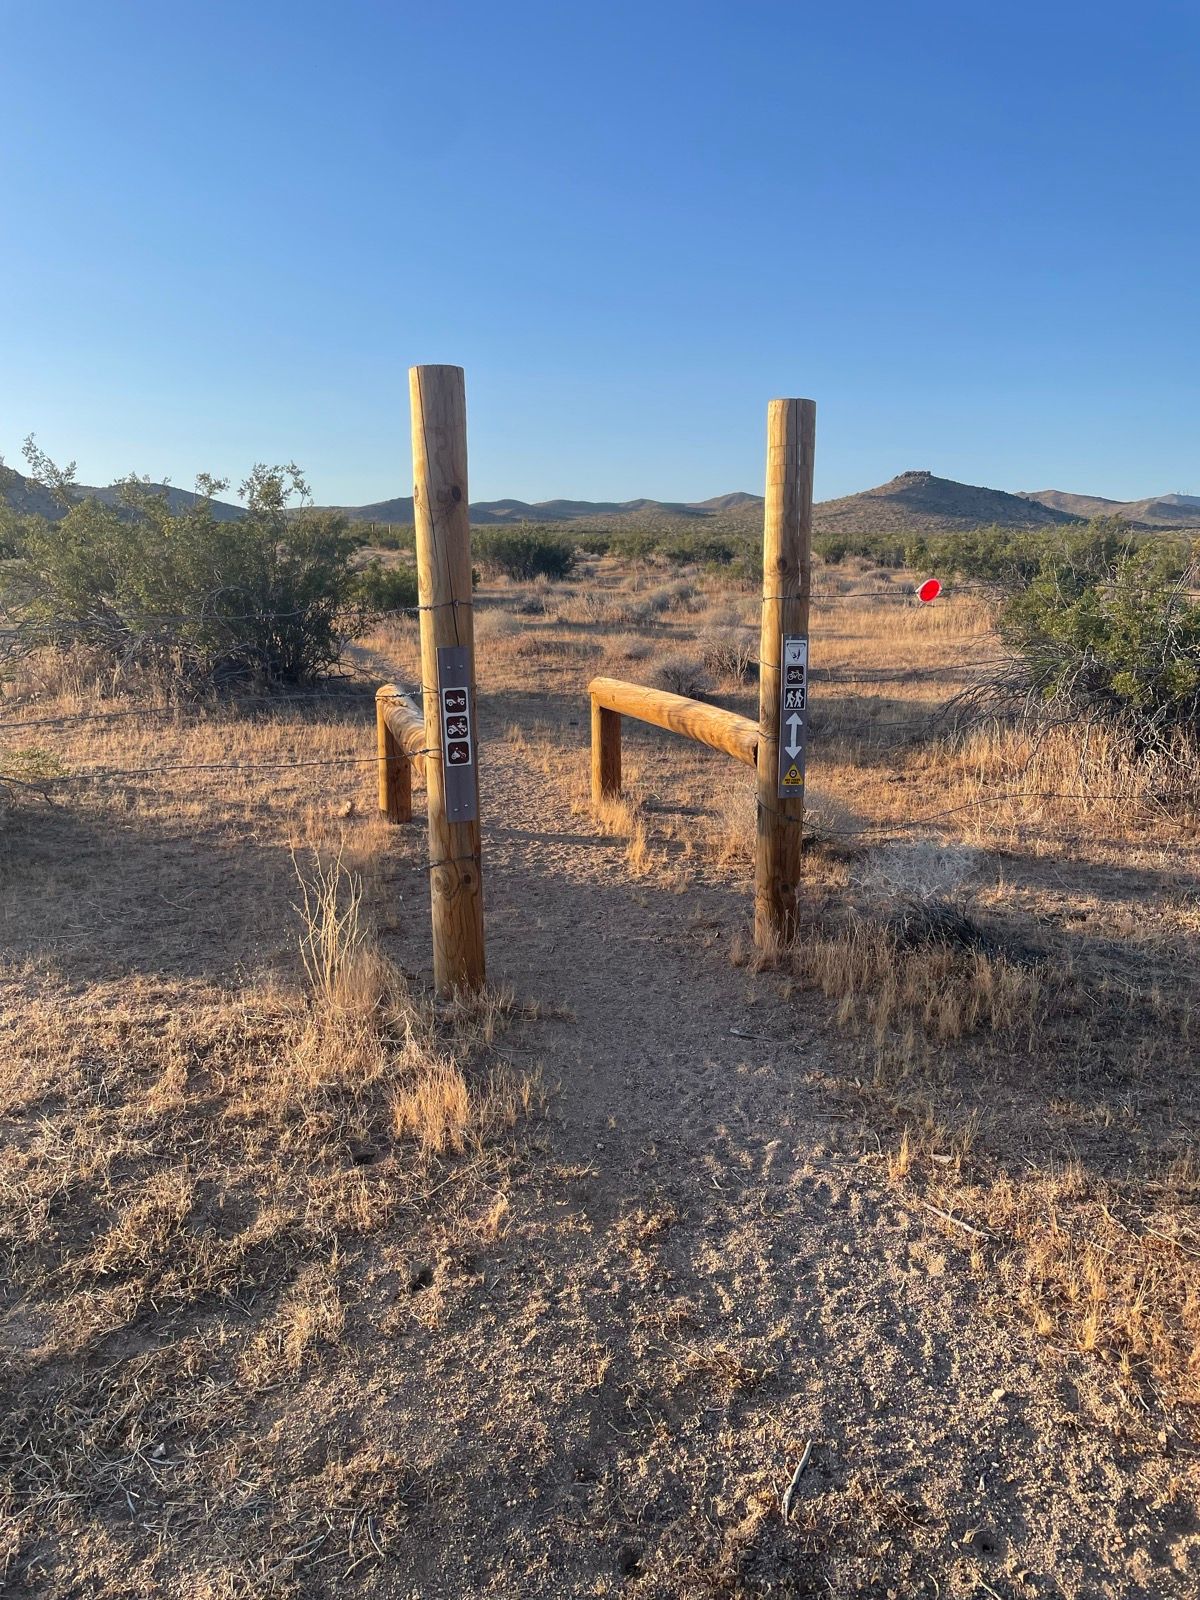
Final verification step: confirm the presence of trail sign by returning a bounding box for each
[436,645,478,822]
[778,635,808,798]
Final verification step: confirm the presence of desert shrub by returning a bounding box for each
[356,521,415,552]
[569,526,613,556]
[3,457,363,687]
[645,579,699,615]
[660,531,741,567]
[700,626,757,683]
[608,632,654,662]
[473,524,576,581]
[815,531,910,568]
[607,530,658,561]
[999,546,1200,753]
[815,517,1193,589]
[652,651,713,699]
[352,558,418,612]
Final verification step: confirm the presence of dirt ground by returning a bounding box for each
[2,560,1198,1597]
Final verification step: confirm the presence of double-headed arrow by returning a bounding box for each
[784,712,804,759]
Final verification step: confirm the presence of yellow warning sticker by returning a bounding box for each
[781,764,804,788]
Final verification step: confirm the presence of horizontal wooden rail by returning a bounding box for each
[588,675,758,803]
[376,682,426,823]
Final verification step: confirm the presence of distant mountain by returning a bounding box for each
[814,470,1082,536]
[693,492,763,512]
[8,456,1195,540]
[1020,489,1200,529]
[327,474,1094,535]
[84,481,245,521]
[0,466,244,522]
[321,494,722,524]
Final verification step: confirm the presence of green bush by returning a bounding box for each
[606,530,659,561]
[355,521,415,552]
[569,526,613,556]
[999,546,1200,749]
[474,524,576,581]
[660,531,743,567]
[352,558,419,612]
[4,459,363,686]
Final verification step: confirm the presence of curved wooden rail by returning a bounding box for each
[376,682,426,822]
[588,675,758,803]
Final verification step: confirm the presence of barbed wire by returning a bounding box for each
[0,687,392,732]
[16,748,438,787]
[0,590,988,644]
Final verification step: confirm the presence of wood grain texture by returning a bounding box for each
[376,682,427,824]
[589,676,758,769]
[591,699,622,802]
[410,365,485,993]
[376,684,412,823]
[379,685,427,774]
[755,397,815,948]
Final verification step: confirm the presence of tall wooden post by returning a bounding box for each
[754,398,816,948]
[410,365,485,993]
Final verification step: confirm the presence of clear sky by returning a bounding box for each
[1,0,1196,506]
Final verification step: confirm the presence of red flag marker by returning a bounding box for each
[917,578,942,604]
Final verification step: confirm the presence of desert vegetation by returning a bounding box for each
[1,475,1198,1596]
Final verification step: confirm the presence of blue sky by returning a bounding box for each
[1,1,1196,505]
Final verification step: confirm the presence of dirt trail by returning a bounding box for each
[355,732,1198,1598]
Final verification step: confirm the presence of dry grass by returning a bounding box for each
[2,547,1198,1593]
[794,914,1045,1044]
[0,704,535,1593]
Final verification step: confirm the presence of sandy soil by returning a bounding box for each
[336,728,1199,1599]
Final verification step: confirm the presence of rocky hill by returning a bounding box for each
[1020,489,1200,529]
[813,470,1082,536]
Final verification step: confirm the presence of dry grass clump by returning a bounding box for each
[606,631,655,664]
[510,576,554,615]
[284,854,531,1147]
[785,838,1044,1044]
[473,606,523,644]
[793,912,1044,1045]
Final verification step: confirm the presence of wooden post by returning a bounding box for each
[376,685,411,823]
[755,398,816,948]
[410,365,485,993]
[591,696,622,803]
